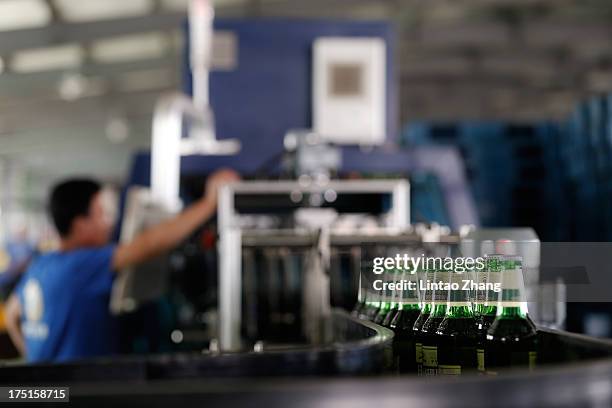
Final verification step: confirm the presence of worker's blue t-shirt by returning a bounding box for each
[15,246,118,363]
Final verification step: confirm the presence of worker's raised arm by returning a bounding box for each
[112,169,239,271]
[5,294,25,356]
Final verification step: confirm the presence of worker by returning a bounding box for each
[4,169,239,363]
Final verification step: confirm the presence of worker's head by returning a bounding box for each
[49,179,113,246]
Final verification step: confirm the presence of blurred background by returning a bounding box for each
[0,0,611,357]
[4,0,612,243]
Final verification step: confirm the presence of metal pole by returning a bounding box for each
[218,184,242,351]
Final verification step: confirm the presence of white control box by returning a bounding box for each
[312,37,386,145]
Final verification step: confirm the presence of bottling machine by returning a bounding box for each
[1,2,611,407]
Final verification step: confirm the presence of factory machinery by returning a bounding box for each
[1,1,611,406]
[2,189,612,406]
[3,108,610,404]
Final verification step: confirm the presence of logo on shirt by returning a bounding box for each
[22,278,48,339]
[0,249,10,272]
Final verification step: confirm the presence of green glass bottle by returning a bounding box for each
[485,256,537,373]
[389,267,421,373]
[381,267,402,327]
[352,269,366,317]
[374,268,398,325]
[475,255,503,372]
[435,269,479,376]
[382,300,400,327]
[362,265,382,321]
[412,266,434,375]
[420,265,451,376]
[473,256,490,317]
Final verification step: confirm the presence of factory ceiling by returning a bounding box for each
[0,0,612,182]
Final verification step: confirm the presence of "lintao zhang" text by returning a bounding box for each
[372,279,501,293]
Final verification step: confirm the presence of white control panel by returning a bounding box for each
[312,37,386,145]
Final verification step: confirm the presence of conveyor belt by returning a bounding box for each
[1,314,611,407]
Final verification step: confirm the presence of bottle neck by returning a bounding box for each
[431,303,447,317]
[475,303,486,316]
[497,258,529,317]
[483,305,497,316]
[497,305,528,318]
[485,255,503,307]
[378,268,395,308]
[447,271,472,317]
[447,305,473,318]
[426,269,449,316]
[421,303,432,314]
[357,273,363,302]
[367,278,382,305]
[400,303,420,311]
[400,269,420,309]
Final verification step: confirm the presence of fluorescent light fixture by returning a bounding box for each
[11,44,84,73]
[161,0,246,11]
[53,0,154,22]
[0,0,50,31]
[91,32,170,63]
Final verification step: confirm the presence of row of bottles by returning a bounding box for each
[353,255,537,376]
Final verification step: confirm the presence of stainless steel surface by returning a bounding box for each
[240,229,460,247]
[217,179,410,351]
[150,0,240,212]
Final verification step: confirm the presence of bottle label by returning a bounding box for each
[415,342,422,364]
[422,345,438,376]
[529,351,537,370]
[438,365,461,375]
[477,348,485,372]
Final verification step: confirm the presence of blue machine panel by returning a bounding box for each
[183,19,398,169]
[126,19,478,230]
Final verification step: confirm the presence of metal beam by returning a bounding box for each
[0,12,186,54]
[0,56,180,97]
[0,88,172,135]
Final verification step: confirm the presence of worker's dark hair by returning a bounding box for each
[49,179,101,237]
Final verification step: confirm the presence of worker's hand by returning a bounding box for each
[202,168,241,207]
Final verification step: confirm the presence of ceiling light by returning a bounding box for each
[53,0,154,22]
[161,0,247,11]
[0,0,50,32]
[91,32,169,63]
[11,44,84,73]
